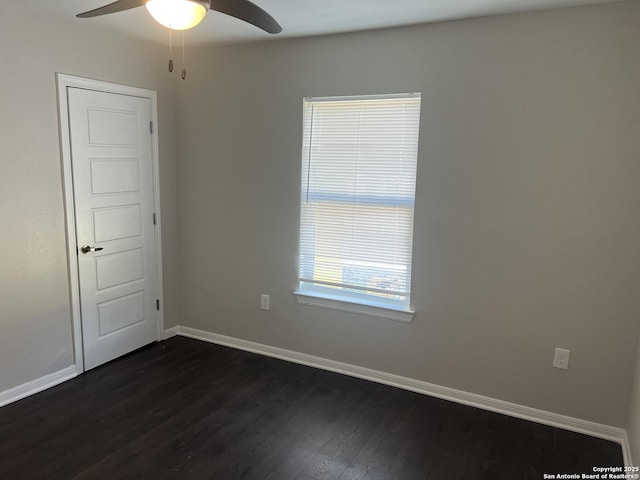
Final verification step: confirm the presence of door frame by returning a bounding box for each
[56,73,165,373]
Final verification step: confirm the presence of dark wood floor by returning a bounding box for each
[0,337,623,479]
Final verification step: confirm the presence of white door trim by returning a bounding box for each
[56,73,164,373]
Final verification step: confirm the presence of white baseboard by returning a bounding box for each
[622,432,633,467]
[0,365,78,408]
[163,325,179,339]
[171,325,631,466]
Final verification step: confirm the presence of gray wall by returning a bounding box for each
[177,1,640,427]
[0,1,178,392]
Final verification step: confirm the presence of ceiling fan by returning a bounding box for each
[77,0,282,78]
[76,0,282,33]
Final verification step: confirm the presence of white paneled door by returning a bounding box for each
[67,87,160,370]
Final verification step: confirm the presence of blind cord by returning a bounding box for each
[305,104,314,204]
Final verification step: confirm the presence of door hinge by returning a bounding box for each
[156,299,160,311]
[153,213,157,225]
[150,121,154,134]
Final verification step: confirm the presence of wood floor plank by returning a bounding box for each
[71,356,297,478]
[0,336,624,479]
[335,397,407,480]
[298,385,395,480]
[243,372,380,480]
[153,362,324,478]
[551,428,624,473]
[2,339,253,479]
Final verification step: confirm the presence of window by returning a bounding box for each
[295,93,421,321]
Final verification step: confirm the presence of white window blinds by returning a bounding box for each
[298,93,421,311]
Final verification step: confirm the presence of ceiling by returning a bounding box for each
[15,0,622,45]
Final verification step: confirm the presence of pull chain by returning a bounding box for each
[181,31,187,80]
[168,28,174,72]
[166,27,187,79]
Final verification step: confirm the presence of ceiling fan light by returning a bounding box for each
[146,0,208,30]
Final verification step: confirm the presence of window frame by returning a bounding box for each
[295,93,421,322]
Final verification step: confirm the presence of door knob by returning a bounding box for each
[81,245,104,254]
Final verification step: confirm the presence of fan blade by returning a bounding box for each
[77,0,146,18]
[210,0,282,34]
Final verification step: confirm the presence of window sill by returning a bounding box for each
[293,291,415,323]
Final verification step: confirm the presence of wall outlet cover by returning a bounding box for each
[553,348,570,370]
[260,294,270,311]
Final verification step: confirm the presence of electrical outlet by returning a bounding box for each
[260,294,270,311]
[553,348,570,370]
